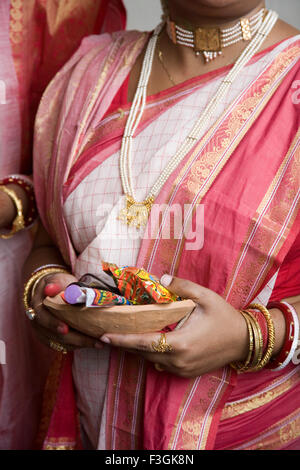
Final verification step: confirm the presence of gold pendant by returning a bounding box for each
[118,194,154,229]
[240,18,252,41]
[194,27,221,52]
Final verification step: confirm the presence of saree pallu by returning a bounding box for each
[9,0,126,174]
[0,0,126,450]
[33,30,300,449]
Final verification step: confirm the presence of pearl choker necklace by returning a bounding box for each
[166,8,265,63]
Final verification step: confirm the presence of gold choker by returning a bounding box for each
[166,8,266,63]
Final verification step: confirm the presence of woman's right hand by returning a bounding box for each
[30,271,102,351]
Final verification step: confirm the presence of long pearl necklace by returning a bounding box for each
[119,10,278,229]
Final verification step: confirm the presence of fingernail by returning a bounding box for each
[95,342,104,349]
[100,336,111,344]
[44,283,62,297]
[160,274,173,287]
[57,323,69,335]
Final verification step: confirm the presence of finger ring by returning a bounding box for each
[49,340,68,355]
[152,332,173,353]
[25,308,37,321]
[154,363,165,372]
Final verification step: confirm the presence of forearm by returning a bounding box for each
[23,222,68,281]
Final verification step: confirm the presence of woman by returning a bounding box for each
[0,0,125,449]
[27,0,300,449]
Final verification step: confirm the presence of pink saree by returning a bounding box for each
[34,30,300,450]
[0,0,126,449]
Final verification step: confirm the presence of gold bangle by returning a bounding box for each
[23,267,70,320]
[248,303,275,371]
[230,310,254,372]
[244,310,263,369]
[0,185,25,239]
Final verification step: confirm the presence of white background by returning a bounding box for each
[123,0,300,31]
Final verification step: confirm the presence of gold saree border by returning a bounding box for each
[143,46,300,280]
[224,128,300,306]
[168,368,233,450]
[236,406,300,450]
[106,350,146,450]
[221,366,300,420]
[35,353,68,450]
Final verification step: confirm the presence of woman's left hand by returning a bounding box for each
[99,275,249,377]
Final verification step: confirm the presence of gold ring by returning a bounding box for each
[154,363,165,372]
[152,332,173,353]
[25,308,37,321]
[49,340,68,355]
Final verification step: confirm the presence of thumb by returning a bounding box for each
[44,282,63,297]
[160,274,212,307]
[43,273,77,297]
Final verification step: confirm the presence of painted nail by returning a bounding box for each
[100,336,111,344]
[160,274,173,287]
[44,283,62,297]
[57,323,69,335]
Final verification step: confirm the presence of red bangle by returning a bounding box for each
[1,176,37,228]
[266,301,296,371]
[248,309,268,353]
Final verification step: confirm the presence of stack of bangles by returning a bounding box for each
[230,302,300,372]
[0,175,37,239]
[23,264,71,354]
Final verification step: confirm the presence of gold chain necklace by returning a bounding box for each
[157,35,176,87]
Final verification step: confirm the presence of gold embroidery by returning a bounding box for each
[117,108,125,120]
[44,435,76,450]
[74,34,147,164]
[9,0,23,44]
[225,129,300,306]
[168,370,232,450]
[221,369,300,420]
[240,18,252,41]
[194,27,221,52]
[186,47,300,197]
[241,408,300,450]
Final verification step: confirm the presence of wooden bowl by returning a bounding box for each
[43,295,196,337]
